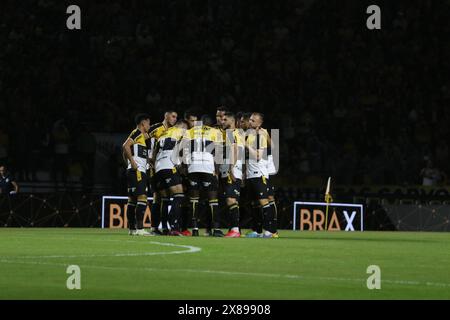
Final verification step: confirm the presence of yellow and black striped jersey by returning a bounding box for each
[183,125,222,174]
[154,126,185,172]
[126,128,150,173]
[245,129,269,179]
[148,122,168,161]
[149,122,167,140]
[219,129,245,180]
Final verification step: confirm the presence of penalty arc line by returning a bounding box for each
[0,241,202,259]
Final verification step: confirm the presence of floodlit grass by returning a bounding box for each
[0,228,449,299]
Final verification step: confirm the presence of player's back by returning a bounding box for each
[184,125,221,174]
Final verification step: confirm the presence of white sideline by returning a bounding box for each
[1,235,449,289]
[0,258,449,289]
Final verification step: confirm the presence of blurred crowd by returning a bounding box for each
[1,0,449,191]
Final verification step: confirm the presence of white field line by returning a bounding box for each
[0,240,201,259]
[1,258,450,289]
[1,235,450,289]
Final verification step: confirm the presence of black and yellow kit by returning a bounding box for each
[147,122,168,193]
[219,128,244,200]
[154,168,183,191]
[153,126,185,191]
[220,176,242,200]
[126,128,150,197]
[183,125,222,193]
[266,179,275,197]
[246,175,269,200]
[183,125,222,175]
[188,172,219,193]
[127,169,148,197]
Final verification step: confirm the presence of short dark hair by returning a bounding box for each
[184,109,198,119]
[165,110,177,115]
[201,114,214,126]
[223,111,235,119]
[236,111,243,119]
[134,113,150,125]
[241,112,252,121]
[216,106,229,113]
[252,112,264,122]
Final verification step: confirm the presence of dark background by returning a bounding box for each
[0,0,449,194]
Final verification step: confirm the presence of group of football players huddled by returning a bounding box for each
[122,106,278,238]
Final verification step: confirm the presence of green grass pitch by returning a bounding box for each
[0,228,449,299]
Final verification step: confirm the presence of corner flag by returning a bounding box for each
[324,177,333,230]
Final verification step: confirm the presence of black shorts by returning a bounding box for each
[154,169,183,191]
[220,177,241,200]
[246,176,269,200]
[127,169,147,197]
[188,172,218,193]
[240,185,250,205]
[267,178,275,198]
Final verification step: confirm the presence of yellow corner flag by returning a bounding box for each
[324,177,333,230]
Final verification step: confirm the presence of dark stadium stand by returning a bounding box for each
[1,1,449,217]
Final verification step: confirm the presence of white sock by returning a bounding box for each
[231,227,239,232]
[264,230,272,236]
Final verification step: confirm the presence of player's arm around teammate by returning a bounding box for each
[148,111,178,234]
[153,120,188,236]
